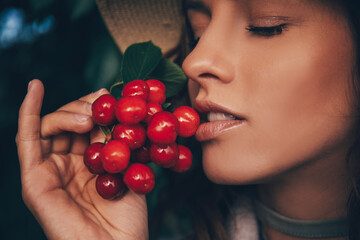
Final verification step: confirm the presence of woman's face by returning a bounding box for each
[182,0,357,184]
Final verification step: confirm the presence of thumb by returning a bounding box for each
[16,79,44,172]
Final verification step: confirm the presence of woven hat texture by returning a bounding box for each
[96,0,183,54]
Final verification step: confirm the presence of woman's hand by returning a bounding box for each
[16,80,148,240]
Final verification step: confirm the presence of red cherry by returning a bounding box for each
[132,144,150,163]
[173,106,200,137]
[112,123,146,150]
[83,142,105,174]
[92,94,117,126]
[171,145,193,172]
[149,142,179,168]
[96,173,126,199]
[122,79,149,101]
[123,163,155,194]
[147,111,179,144]
[143,102,163,123]
[100,140,130,173]
[146,79,166,104]
[115,96,147,124]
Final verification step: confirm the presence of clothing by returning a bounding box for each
[226,195,261,240]
[226,194,349,240]
[163,192,349,240]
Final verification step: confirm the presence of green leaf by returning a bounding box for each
[147,58,187,97]
[120,41,162,85]
[162,102,172,110]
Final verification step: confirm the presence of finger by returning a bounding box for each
[51,133,71,154]
[79,88,109,103]
[57,100,93,116]
[42,133,71,158]
[16,79,44,171]
[55,88,110,119]
[41,138,52,157]
[70,133,90,155]
[42,133,80,157]
[41,111,94,139]
[90,126,106,144]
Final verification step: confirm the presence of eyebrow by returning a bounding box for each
[184,0,212,17]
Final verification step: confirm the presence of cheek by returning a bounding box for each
[266,37,354,118]
[188,79,200,106]
[255,25,356,149]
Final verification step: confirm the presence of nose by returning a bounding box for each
[182,29,235,87]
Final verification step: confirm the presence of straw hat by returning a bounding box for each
[96,0,183,55]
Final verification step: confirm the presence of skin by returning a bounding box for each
[183,0,356,239]
[16,0,357,240]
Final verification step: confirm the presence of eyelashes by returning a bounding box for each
[245,24,288,37]
[187,24,287,49]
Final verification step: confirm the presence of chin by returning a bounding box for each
[199,135,313,186]
[200,141,277,185]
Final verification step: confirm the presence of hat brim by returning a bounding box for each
[96,0,183,54]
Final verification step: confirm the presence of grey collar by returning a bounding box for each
[252,198,349,239]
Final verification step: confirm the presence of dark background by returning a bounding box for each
[0,0,122,239]
[0,0,197,239]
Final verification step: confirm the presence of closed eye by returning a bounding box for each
[246,24,288,37]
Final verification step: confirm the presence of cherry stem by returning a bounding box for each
[99,126,112,144]
[109,81,124,94]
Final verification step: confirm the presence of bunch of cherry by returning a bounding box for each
[83,79,200,199]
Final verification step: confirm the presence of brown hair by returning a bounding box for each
[341,0,360,239]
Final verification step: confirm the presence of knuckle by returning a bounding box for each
[16,132,40,143]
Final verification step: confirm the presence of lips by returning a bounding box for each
[194,100,246,141]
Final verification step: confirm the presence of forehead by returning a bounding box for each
[184,0,345,21]
[185,0,306,6]
[184,0,340,11]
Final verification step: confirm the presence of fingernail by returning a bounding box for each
[27,80,33,92]
[93,88,106,96]
[75,114,90,122]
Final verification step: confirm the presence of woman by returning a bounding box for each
[16,0,360,239]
